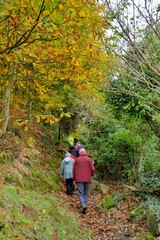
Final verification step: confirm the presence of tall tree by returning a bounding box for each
[102,0,160,104]
[0,0,111,136]
[101,0,160,135]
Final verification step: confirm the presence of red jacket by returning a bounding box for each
[73,152,95,183]
[70,154,76,161]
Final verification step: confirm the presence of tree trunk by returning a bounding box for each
[0,62,17,138]
[137,143,145,182]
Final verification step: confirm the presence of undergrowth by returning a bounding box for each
[0,126,94,240]
[0,185,93,239]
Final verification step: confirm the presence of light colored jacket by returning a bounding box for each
[60,157,74,179]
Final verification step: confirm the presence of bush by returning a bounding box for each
[135,137,160,193]
[85,118,143,180]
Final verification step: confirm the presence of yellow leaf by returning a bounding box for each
[16,120,23,126]
[24,126,29,131]
[59,3,63,9]
[36,116,41,123]
[64,84,70,90]
[49,119,55,125]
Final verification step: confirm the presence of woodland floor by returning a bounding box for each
[0,123,158,240]
[60,183,158,240]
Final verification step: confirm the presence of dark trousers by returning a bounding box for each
[66,178,74,195]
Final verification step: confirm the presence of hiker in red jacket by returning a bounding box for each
[73,148,95,214]
[75,142,83,152]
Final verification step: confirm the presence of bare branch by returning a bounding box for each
[0,0,46,54]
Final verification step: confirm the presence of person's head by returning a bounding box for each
[79,148,86,154]
[65,151,70,157]
[69,146,75,151]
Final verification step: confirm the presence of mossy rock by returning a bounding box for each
[102,194,116,209]
[147,206,160,236]
[98,183,110,194]
[89,180,99,194]
[128,206,146,222]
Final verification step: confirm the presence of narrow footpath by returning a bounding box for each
[61,183,158,240]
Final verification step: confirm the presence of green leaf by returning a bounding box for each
[54,14,63,25]
[46,0,59,9]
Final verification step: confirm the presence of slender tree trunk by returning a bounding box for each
[58,125,61,142]
[0,62,17,138]
[137,143,145,182]
[29,101,32,121]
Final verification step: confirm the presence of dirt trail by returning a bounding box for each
[61,183,158,240]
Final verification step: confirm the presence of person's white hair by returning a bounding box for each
[65,151,70,157]
[79,148,86,153]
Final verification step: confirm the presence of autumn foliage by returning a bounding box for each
[0,0,110,131]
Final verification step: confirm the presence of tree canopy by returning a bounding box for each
[0,0,111,134]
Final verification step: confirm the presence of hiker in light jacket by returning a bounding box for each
[60,152,75,195]
[73,148,95,214]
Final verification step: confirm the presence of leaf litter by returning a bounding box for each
[61,183,159,240]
